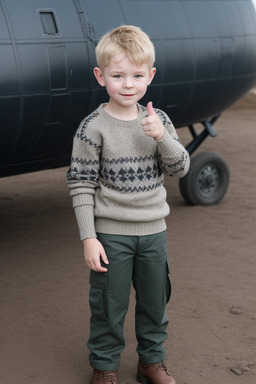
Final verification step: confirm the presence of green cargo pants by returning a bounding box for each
[87,231,172,371]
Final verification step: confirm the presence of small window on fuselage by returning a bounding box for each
[40,11,58,35]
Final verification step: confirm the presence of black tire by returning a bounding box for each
[179,151,230,205]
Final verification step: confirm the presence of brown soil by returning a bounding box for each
[1,90,256,384]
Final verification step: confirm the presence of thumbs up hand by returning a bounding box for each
[141,102,165,141]
[146,101,155,116]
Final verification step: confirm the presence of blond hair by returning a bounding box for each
[95,25,155,70]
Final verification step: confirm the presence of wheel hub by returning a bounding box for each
[197,165,219,196]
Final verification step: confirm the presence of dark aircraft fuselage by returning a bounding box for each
[1,0,256,177]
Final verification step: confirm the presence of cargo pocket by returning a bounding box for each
[89,270,108,320]
[165,260,172,304]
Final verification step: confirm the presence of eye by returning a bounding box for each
[113,74,122,79]
[134,74,143,78]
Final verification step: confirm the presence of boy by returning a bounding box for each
[66,25,190,384]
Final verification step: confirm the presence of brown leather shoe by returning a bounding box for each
[137,361,176,384]
[90,369,118,384]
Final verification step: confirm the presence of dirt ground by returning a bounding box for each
[1,90,256,384]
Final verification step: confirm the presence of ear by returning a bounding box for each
[147,67,156,85]
[93,67,106,87]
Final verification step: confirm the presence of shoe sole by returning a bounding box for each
[136,374,153,384]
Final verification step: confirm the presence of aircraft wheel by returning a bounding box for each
[179,151,229,205]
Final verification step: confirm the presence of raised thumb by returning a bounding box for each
[147,101,155,116]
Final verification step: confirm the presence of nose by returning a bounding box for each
[123,76,133,88]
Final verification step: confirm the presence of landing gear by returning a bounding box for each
[179,151,229,205]
[179,117,230,205]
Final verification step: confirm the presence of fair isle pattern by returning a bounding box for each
[100,153,163,192]
[161,151,188,176]
[68,154,164,192]
[67,165,98,182]
[77,110,102,152]
[68,150,187,192]
[100,160,163,192]
[66,103,190,239]
[101,154,156,165]
[67,103,189,193]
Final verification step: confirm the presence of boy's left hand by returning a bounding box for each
[141,102,165,141]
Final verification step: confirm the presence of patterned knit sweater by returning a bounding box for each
[66,103,190,240]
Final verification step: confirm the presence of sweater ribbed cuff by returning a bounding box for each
[74,205,96,240]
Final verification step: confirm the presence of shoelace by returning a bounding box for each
[98,370,117,383]
[155,362,171,375]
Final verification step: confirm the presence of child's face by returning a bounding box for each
[94,53,156,112]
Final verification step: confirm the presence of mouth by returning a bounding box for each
[121,94,135,98]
